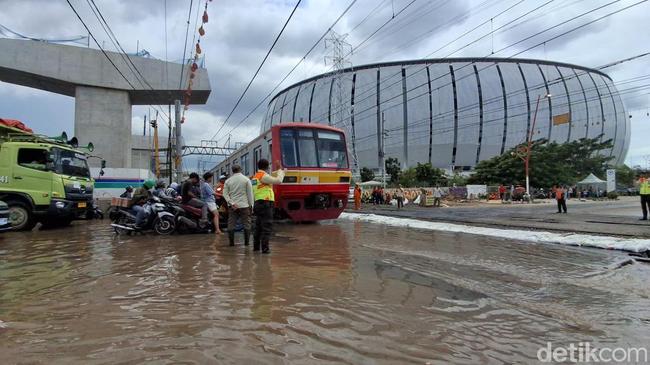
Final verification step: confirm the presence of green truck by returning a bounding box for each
[0,121,94,230]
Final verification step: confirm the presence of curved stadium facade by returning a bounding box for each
[262,58,630,170]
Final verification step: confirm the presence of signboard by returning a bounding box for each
[466,184,487,199]
[606,169,616,193]
[552,113,571,126]
[424,195,435,206]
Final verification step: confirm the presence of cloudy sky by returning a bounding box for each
[0,0,649,170]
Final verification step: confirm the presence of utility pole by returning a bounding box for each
[167,103,173,185]
[174,99,182,183]
[380,112,386,188]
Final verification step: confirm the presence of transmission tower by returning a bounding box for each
[324,30,358,171]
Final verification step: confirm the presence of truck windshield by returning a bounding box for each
[51,148,90,178]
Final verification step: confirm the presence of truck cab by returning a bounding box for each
[0,122,94,230]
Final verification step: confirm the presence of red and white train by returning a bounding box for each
[215,123,351,222]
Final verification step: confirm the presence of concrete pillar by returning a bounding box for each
[74,86,132,168]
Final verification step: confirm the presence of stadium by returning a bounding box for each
[262,57,629,171]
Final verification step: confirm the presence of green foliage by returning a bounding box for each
[448,172,467,187]
[467,137,614,188]
[398,168,418,187]
[360,167,375,182]
[414,163,447,186]
[607,191,619,200]
[616,164,635,187]
[385,157,401,183]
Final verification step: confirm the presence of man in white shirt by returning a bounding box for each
[432,185,443,207]
[223,164,255,247]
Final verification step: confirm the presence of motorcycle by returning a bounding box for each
[86,200,104,220]
[110,196,176,235]
[172,201,223,234]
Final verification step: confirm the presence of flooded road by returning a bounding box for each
[1,220,650,364]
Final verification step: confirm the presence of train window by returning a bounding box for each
[241,153,250,176]
[297,132,318,167]
[280,129,298,167]
[253,146,261,170]
[317,131,348,168]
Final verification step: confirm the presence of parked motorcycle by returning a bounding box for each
[110,196,176,235]
[172,201,226,234]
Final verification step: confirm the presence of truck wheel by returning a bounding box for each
[7,201,34,231]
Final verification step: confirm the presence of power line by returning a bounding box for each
[85,0,170,120]
[213,0,359,143]
[219,0,417,138]
[210,0,305,141]
[65,0,137,90]
[178,0,195,91]
[309,0,644,127]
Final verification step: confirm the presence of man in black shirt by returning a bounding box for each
[181,173,208,223]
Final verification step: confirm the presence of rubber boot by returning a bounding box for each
[228,231,235,247]
[244,230,250,246]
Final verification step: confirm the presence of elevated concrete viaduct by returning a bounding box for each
[0,38,211,168]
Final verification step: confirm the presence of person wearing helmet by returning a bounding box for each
[120,186,134,199]
[214,174,227,207]
[152,180,168,198]
[165,182,180,199]
[130,179,155,229]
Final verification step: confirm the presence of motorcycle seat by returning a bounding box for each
[182,205,203,216]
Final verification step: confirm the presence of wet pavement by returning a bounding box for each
[1,220,650,364]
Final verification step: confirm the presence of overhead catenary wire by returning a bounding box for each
[312,0,596,124]
[219,0,422,142]
[210,0,359,142]
[178,0,195,91]
[306,0,645,128]
[209,0,303,142]
[84,0,170,120]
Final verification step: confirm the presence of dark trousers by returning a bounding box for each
[557,198,567,213]
[396,197,404,209]
[641,194,650,219]
[253,200,274,252]
[434,197,441,207]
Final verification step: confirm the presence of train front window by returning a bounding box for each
[280,127,348,169]
[297,130,318,167]
[280,129,298,167]
[317,131,348,168]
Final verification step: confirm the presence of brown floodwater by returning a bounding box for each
[1,219,649,364]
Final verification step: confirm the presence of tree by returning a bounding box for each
[360,167,375,182]
[467,137,614,188]
[414,162,446,186]
[385,157,401,184]
[616,164,635,187]
[398,168,418,187]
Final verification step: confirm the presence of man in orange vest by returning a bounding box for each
[251,158,285,253]
[354,183,362,210]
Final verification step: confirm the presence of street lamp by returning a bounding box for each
[511,93,551,201]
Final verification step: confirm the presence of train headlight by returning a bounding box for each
[335,199,343,208]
